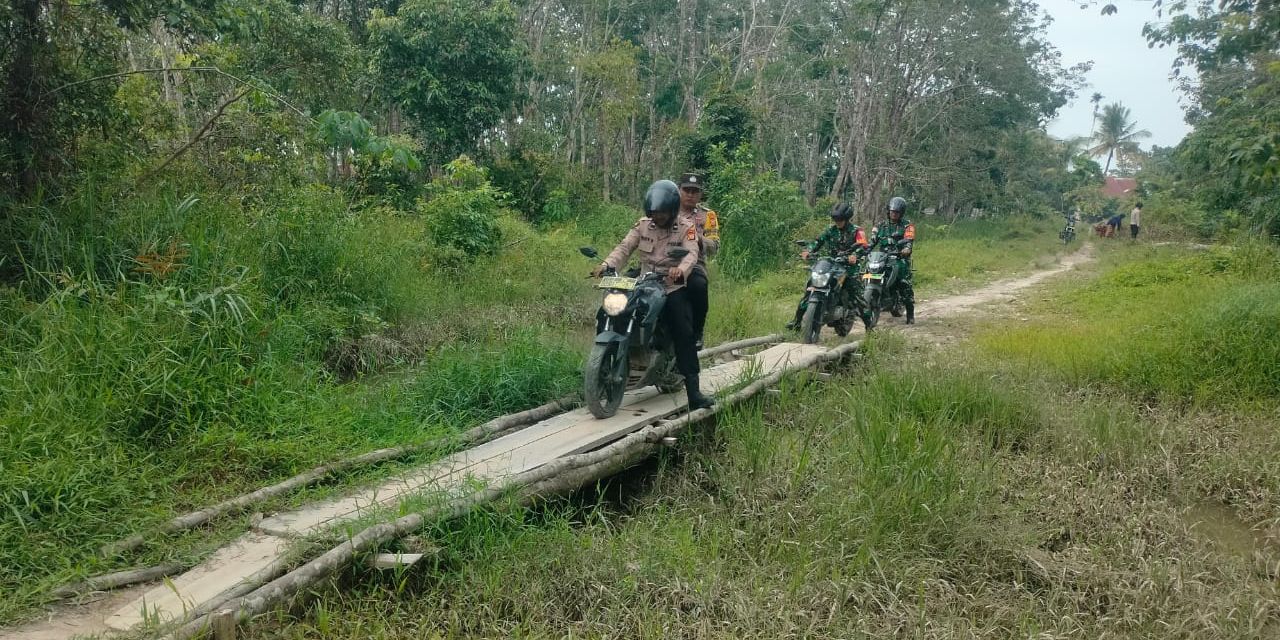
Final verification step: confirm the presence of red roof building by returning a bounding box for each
[1102,176,1137,199]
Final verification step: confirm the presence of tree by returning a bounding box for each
[1090,92,1104,135]
[368,0,524,166]
[1090,103,1151,174]
[1141,0,1280,235]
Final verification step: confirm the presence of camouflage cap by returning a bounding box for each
[678,173,705,190]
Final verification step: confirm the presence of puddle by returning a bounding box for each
[1183,502,1269,558]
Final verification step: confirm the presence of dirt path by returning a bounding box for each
[832,243,1095,346]
[0,244,1097,640]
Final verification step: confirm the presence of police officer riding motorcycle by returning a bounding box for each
[590,180,716,413]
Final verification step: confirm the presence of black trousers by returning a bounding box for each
[687,269,709,340]
[1130,224,1140,239]
[896,259,915,306]
[661,287,700,377]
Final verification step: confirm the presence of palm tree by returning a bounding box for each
[1089,92,1104,135]
[1090,102,1151,174]
[1057,135,1091,168]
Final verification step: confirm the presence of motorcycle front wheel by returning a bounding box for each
[834,317,853,337]
[801,299,823,344]
[863,287,881,330]
[584,341,627,419]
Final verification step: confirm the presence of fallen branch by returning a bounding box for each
[102,395,578,558]
[139,87,253,183]
[170,341,859,639]
[50,564,186,599]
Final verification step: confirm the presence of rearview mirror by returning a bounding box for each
[579,247,598,259]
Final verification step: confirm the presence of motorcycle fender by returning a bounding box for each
[807,290,828,304]
[594,330,628,346]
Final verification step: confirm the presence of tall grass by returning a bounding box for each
[0,173,1073,625]
[245,292,1280,640]
[978,242,1280,405]
[240,341,1057,639]
[0,177,589,623]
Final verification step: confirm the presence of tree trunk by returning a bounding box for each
[3,0,48,197]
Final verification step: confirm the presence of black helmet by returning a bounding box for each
[830,202,853,221]
[888,196,907,214]
[643,180,681,216]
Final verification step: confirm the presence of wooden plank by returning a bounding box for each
[104,533,288,631]
[258,359,752,538]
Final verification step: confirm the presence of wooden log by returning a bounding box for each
[169,340,860,639]
[696,334,783,360]
[50,563,186,598]
[211,609,236,640]
[101,395,578,558]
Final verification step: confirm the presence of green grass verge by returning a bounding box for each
[977,242,1280,406]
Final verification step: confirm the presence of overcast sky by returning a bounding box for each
[1042,0,1192,149]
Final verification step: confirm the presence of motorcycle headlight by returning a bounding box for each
[810,271,832,288]
[868,261,883,270]
[602,292,628,316]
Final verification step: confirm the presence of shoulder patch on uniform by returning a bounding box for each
[686,226,697,241]
[704,210,719,229]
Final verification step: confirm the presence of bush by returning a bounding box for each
[707,144,812,278]
[419,156,506,257]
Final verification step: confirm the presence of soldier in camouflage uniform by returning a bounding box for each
[787,202,870,330]
[677,172,719,349]
[869,196,916,324]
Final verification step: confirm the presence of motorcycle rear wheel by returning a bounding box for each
[584,342,627,419]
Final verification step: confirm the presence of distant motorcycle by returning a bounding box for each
[861,241,908,329]
[579,247,686,419]
[794,240,864,344]
[1059,215,1076,244]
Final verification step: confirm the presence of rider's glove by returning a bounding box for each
[591,263,608,278]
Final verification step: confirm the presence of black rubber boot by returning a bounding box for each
[905,302,915,324]
[786,310,803,331]
[685,374,716,410]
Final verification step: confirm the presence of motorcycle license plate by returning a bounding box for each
[597,276,637,290]
[862,273,883,281]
